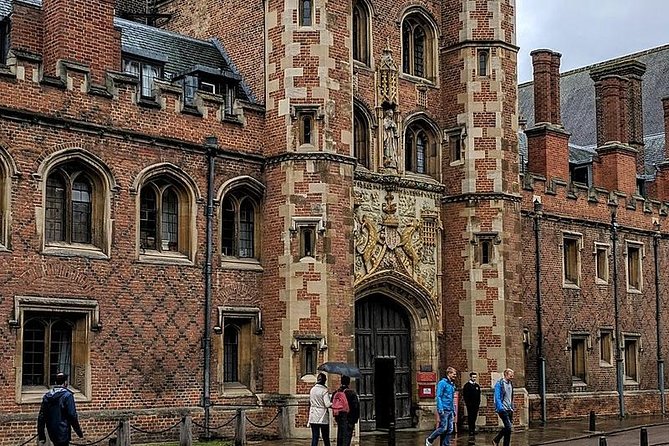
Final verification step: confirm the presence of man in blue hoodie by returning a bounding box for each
[492,368,514,446]
[425,366,457,446]
[37,373,83,446]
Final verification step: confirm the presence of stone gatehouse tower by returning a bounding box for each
[0,0,529,442]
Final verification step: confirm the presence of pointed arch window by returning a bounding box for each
[353,1,370,65]
[354,107,370,168]
[0,152,7,248]
[221,194,258,259]
[45,166,96,245]
[478,49,490,77]
[402,14,435,80]
[140,184,181,253]
[405,121,438,177]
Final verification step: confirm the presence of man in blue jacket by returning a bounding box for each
[425,366,457,446]
[492,368,514,446]
[37,373,84,446]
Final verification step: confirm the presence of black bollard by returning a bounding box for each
[589,410,596,431]
[388,421,396,446]
[640,427,648,446]
[598,436,607,446]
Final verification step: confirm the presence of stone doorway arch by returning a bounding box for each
[355,272,439,432]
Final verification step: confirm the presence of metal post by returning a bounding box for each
[640,427,648,446]
[202,136,217,439]
[598,436,607,446]
[533,198,547,424]
[388,421,396,446]
[653,224,666,415]
[611,212,625,419]
[589,410,596,432]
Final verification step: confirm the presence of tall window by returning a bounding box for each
[599,329,613,365]
[624,338,639,381]
[571,336,586,383]
[353,108,370,168]
[353,1,370,65]
[123,58,163,99]
[140,183,181,253]
[402,14,434,79]
[627,243,642,291]
[595,244,609,283]
[45,167,94,245]
[221,194,258,259]
[22,315,73,387]
[405,124,434,175]
[478,49,489,77]
[0,154,8,248]
[223,325,239,383]
[563,235,580,286]
[299,0,313,26]
[0,19,9,65]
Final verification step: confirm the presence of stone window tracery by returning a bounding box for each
[221,193,259,259]
[401,13,435,80]
[354,106,370,168]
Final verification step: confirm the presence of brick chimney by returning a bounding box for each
[525,49,570,181]
[590,60,646,174]
[589,73,638,194]
[654,97,669,201]
[42,0,121,84]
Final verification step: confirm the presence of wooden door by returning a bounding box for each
[355,296,412,431]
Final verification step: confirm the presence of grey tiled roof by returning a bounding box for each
[0,0,254,102]
[520,45,669,172]
[0,0,11,19]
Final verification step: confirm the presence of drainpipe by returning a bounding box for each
[203,136,217,439]
[611,211,625,419]
[533,198,547,424]
[653,221,666,415]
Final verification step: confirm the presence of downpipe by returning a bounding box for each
[611,212,625,419]
[653,224,666,415]
[533,198,547,424]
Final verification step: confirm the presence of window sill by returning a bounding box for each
[353,61,373,72]
[599,361,614,368]
[404,171,441,184]
[571,381,587,392]
[139,250,193,266]
[626,288,642,294]
[595,279,609,286]
[449,159,464,167]
[220,257,263,271]
[137,97,161,109]
[43,244,109,260]
[299,256,319,263]
[222,382,254,397]
[562,282,581,290]
[399,73,436,87]
[19,386,90,404]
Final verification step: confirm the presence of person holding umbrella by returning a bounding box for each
[309,372,332,446]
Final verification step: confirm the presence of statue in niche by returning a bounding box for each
[383,109,398,169]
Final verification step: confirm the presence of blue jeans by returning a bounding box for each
[493,410,513,446]
[310,423,330,446]
[427,410,454,446]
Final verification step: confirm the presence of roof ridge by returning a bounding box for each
[519,43,669,87]
[114,17,215,47]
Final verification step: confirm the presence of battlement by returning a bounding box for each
[0,48,266,155]
[522,172,668,228]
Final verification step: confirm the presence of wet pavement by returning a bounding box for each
[250,415,669,445]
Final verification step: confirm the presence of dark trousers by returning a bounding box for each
[336,416,353,446]
[493,410,513,446]
[310,423,330,446]
[466,405,479,435]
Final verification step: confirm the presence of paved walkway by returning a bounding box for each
[250,415,669,445]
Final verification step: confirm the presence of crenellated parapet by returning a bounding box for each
[1,48,264,154]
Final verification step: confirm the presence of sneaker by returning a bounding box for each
[425,438,432,446]
[492,441,499,446]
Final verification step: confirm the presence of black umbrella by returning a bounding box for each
[317,362,362,378]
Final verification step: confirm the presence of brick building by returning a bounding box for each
[0,0,666,443]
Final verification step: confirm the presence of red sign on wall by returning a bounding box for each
[419,383,435,398]
[417,371,437,383]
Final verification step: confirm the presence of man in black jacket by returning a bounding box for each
[335,375,360,446]
[37,373,84,446]
[462,371,481,442]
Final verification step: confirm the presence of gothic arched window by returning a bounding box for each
[354,107,370,168]
[45,165,96,245]
[405,121,439,177]
[401,13,436,80]
[353,1,370,65]
[221,194,259,259]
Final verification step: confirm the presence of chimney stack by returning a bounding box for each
[654,97,669,201]
[525,49,570,181]
[590,60,646,173]
[42,0,121,84]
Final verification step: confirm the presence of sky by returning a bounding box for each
[516,0,669,83]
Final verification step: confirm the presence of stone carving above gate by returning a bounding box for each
[354,189,441,297]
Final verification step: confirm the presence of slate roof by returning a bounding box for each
[0,0,255,102]
[519,45,669,172]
